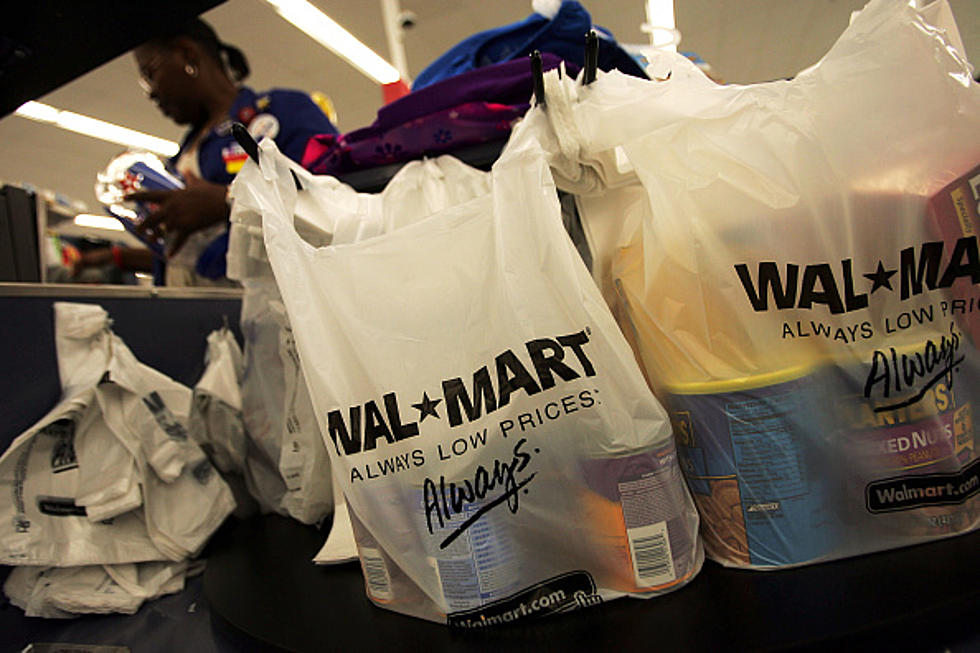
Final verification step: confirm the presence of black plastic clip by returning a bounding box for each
[530,50,546,108]
[583,30,599,85]
[231,122,259,163]
[231,121,302,190]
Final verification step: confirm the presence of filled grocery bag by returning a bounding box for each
[230,148,508,562]
[524,0,980,568]
[231,132,703,624]
[234,277,334,525]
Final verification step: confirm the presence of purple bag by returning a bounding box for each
[302,53,577,176]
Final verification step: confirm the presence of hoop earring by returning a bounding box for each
[184,64,199,78]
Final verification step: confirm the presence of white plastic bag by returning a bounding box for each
[530,0,980,568]
[377,156,491,234]
[0,391,162,566]
[236,135,703,625]
[4,559,202,617]
[227,152,494,534]
[0,303,234,566]
[228,174,335,525]
[234,277,333,525]
[73,409,142,523]
[189,327,247,474]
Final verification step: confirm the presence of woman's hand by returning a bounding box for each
[126,173,229,256]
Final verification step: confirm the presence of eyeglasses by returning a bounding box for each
[138,55,166,95]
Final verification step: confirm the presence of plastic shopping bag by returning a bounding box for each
[4,559,202,617]
[235,135,703,625]
[227,151,493,538]
[530,0,980,568]
[0,391,163,566]
[232,276,333,525]
[0,303,234,566]
[189,327,247,474]
[228,181,336,525]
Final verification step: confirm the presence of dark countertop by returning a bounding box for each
[2,513,977,653]
[203,514,980,653]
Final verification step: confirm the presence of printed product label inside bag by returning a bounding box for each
[626,521,674,587]
[719,163,980,552]
[928,164,980,345]
[670,374,838,567]
[579,446,693,590]
[360,546,394,601]
[419,488,521,611]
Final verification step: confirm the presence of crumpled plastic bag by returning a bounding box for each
[188,327,247,474]
[3,559,204,617]
[0,303,235,567]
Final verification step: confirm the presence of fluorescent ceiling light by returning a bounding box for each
[74,214,125,231]
[14,101,179,157]
[264,0,401,84]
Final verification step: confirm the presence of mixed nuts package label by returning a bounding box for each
[234,136,702,624]
[526,0,979,567]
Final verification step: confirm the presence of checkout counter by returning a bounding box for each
[0,283,977,652]
[0,5,978,652]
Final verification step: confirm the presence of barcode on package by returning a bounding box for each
[360,547,393,600]
[627,521,675,587]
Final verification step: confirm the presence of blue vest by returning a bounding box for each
[168,86,338,279]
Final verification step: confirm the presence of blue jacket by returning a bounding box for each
[412,1,646,90]
[169,86,338,279]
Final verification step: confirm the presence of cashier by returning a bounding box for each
[127,18,339,286]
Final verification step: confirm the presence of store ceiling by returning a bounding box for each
[0,0,977,214]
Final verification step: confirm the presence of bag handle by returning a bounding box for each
[233,122,314,193]
[230,126,326,256]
